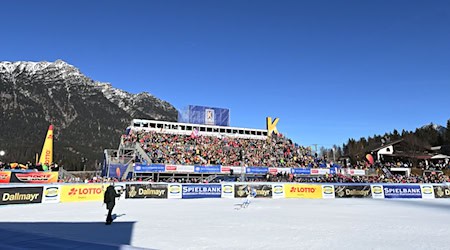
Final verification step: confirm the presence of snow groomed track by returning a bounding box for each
[1,199,450,249]
[2,182,450,249]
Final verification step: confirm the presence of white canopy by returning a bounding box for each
[431,154,450,159]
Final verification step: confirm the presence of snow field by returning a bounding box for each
[1,198,450,249]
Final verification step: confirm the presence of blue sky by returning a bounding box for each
[1,0,449,148]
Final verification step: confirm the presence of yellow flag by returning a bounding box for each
[39,125,53,165]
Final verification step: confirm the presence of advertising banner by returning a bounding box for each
[9,172,58,184]
[221,166,231,173]
[246,167,269,174]
[272,184,285,198]
[0,186,43,205]
[194,165,221,173]
[42,185,61,203]
[221,183,234,198]
[165,165,195,173]
[106,164,128,179]
[275,168,291,174]
[0,171,11,183]
[433,185,450,198]
[134,164,165,173]
[420,185,435,199]
[168,183,182,199]
[347,169,366,176]
[269,168,278,175]
[125,184,167,199]
[284,184,323,198]
[182,184,222,199]
[371,185,384,199]
[334,185,371,198]
[310,169,330,175]
[205,108,215,125]
[321,185,335,199]
[383,185,422,199]
[291,168,311,175]
[60,184,104,202]
[231,166,244,174]
[234,184,272,198]
[181,105,230,126]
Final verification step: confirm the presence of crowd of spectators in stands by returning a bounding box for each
[419,160,449,171]
[0,161,59,172]
[258,172,449,184]
[122,130,331,168]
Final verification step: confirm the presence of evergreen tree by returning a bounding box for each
[446,119,450,144]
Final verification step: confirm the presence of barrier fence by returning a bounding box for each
[1,183,450,205]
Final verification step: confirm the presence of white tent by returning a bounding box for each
[431,154,450,160]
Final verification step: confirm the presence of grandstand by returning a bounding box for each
[102,106,321,182]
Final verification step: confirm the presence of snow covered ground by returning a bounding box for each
[1,198,450,249]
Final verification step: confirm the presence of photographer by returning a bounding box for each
[104,183,122,225]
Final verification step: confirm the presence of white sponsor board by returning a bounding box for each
[310,169,330,175]
[276,168,291,174]
[371,185,384,199]
[230,166,244,174]
[347,169,366,176]
[220,166,243,174]
[420,185,435,199]
[221,183,234,198]
[165,165,195,173]
[168,183,182,199]
[42,185,61,203]
[272,184,285,199]
[321,185,335,199]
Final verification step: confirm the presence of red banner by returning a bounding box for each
[9,172,58,183]
[0,172,12,183]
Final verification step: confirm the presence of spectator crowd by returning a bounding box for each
[122,130,331,168]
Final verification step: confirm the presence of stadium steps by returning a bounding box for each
[134,144,153,164]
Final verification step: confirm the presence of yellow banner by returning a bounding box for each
[60,184,104,202]
[284,184,323,198]
[39,125,53,165]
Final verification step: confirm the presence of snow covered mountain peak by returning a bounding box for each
[0,60,80,75]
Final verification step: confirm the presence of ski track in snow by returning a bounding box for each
[1,199,450,250]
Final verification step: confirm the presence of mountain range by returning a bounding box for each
[0,60,177,170]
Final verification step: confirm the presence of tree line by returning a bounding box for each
[319,120,450,164]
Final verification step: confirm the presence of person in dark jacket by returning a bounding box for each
[104,184,121,225]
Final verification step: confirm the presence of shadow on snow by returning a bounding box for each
[0,220,147,249]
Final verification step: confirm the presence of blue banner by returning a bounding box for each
[246,167,269,174]
[107,164,128,178]
[182,184,222,199]
[291,168,311,175]
[329,168,336,175]
[134,164,166,173]
[194,165,221,173]
[383,185,422,199]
